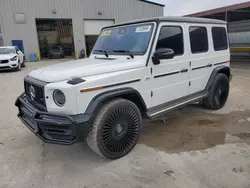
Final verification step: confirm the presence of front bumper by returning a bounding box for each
[0,61,18,70]
[15,93,91,145]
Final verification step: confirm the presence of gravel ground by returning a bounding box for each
[0,59,249,188]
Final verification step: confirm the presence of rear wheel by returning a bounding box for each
[87,99,142,159]
[203,73,229,110]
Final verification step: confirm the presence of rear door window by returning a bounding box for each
[189,26,208,54]
[212,27,228,51]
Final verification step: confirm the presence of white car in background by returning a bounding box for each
[0,46,25,71]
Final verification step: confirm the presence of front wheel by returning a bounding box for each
[21,59,25,67]
[87,99,142,159]
[203,73,229,110]
[14,60,21,71]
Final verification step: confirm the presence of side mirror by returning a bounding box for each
[152,48,174,65]
[17,51,21,54]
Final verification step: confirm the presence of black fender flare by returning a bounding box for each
[84,87,147,116]
[205,65,231,90]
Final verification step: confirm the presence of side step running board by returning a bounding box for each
[147,91,208,118]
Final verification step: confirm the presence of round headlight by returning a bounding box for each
[53,90,66,107]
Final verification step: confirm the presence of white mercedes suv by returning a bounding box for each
[15,17,231,159]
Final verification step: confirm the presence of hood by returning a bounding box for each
[29,57,145,82]
[0,54,16,60]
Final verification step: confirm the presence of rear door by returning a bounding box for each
[187,24,212,94]
[150,22,190,107]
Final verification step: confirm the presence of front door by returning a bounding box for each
[150,23,190,107]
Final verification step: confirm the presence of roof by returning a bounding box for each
[186,1,250,17]
[104,16,226,29]
[139,0,165,7]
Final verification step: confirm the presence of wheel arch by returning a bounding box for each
[206,66,231,90]
[85,87,148,117]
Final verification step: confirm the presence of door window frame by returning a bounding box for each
[155,25,184,57]
[150,22,186,64]
[189,26,209,54]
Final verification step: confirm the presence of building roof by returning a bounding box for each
[139,0,165,7]
[104,16,226,29]
[186,1,250,17]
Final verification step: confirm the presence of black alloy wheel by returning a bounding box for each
[204,73,229,110]
[87,99,142,159]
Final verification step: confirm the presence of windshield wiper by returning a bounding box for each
[112,50,134,59]
[94,49,109,57]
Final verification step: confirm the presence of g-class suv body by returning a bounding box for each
[15,17,231,159]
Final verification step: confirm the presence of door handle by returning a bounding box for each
[207,63,212,67]
[180,68,188,73]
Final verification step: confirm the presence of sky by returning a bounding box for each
[151,0,250,16]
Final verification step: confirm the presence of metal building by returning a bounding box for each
[0,0,164,59]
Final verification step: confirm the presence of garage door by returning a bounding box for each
[84,20,114,35]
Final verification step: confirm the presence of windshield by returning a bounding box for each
[0,48,16,55]
[92,23,154,55]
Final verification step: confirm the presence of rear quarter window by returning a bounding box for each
[212,27,228,51]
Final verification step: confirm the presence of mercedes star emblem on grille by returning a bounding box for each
[29,85,36,100]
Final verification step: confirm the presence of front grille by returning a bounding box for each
[0,60,9,64]
[24,80,46,109]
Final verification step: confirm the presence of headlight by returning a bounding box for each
[53,90,66,107]
[10,56,17,61]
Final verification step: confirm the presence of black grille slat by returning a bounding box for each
[49,135,76,141]
[24,80,46,109]
[44,129,72,136]
[39,122,76,141]
[0,60,9,64]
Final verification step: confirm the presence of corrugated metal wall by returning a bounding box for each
[229,32,250,45]
[228,20,250,33]
[0,0,163,57]
[228,20,250,45]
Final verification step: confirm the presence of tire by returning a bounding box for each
[87,98,142,159]
[14,60,21,71]
[203,73,229,110]
[21,60,25,67]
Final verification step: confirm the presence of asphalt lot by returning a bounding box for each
[0,59,250,188]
